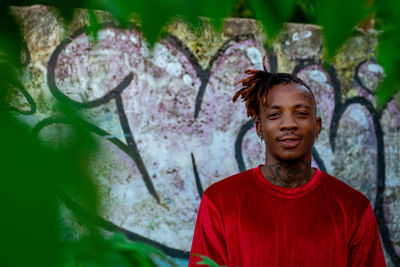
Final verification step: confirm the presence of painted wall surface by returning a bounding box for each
[8,6,400,266]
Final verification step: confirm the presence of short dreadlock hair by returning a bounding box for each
[233,57,315,119]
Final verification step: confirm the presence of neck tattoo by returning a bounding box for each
[262,160,313,188]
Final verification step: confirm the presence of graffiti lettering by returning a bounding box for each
[11,20,399,265]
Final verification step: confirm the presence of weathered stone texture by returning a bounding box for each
[8,5,400,266]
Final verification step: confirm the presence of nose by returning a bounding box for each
[280,114,298,131]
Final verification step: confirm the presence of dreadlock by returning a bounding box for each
[233,56,314,119]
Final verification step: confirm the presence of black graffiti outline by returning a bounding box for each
[21,41,31,67]
[326,63,398,266]
[234,57,399,265]
[164,33,257,119]
[352,60,399,266]
[165,32,264,199]
[234,119,327,173]
[235,119,255,172]
[47,24,160,203]
[3,43,35,115]
[42,23,400,264]
[293,59,399,266]
[32,116,189,258]
[58,189,189,258]
[354,59,383,95]
[233,58,326,175]
[2,81,36,115]
[191,152,203,198]
[43,23,268,258]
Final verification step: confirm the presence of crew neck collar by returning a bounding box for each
[254,165,322,199]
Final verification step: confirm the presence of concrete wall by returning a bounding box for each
[9,6,400,266]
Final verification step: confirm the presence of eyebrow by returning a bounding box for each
[295,104,312,109]
[267,104,312,110]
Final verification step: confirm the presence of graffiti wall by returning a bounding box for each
[8,6,400,266]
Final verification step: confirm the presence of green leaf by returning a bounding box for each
[55,0,79,24]
[0,106,102,267]
[376,71,400,108]
[377,30,400,74]
[196,0,236,29]
[231,0,255,19]
[374,0,400,28]
[87,9,100,42]
[0,111,59,267]
[137,0,174,45]
[193,254,225,267]
[89,0,174,45]
[295,0,317,24]
[90,0,134,22]
[375,0,400,106]
[248,0,298,40]
[59,236,135,267]
[376,31,400,106]
[0,6,24,69]
[107,232,178,267]
[315,0,370,59]
[89,0,236,45]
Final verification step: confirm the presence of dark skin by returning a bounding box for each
[255,83,322,188]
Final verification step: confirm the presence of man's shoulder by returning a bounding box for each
[203,167,257,198]
[321,171,371,207]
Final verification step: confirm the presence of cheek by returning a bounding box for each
[262,126,275,140]
[301,121,316,134]
[310,126,316,136]
[263,128,277,145]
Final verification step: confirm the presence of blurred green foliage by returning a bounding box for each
[0,104,177,266]
[0,110,59,267]
[374,0,400,106]
[248,0,298,39]
[60,232,177,267]
[315,0,369,59]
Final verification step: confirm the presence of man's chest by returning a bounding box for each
[223,194,349,266]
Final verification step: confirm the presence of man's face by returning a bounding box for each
[255,82,322,163]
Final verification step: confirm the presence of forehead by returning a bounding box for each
[264,82,315,108]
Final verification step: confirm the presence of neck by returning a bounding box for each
[261,159,314,188]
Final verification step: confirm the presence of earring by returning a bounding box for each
[315,134,319,140]
[260,136,264,143]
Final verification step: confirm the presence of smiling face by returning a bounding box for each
[255,82,322,163]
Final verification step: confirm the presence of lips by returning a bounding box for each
[277,136,302,149]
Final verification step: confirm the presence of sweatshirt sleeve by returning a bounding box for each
[188,192,228,267]
[347,203,387,267]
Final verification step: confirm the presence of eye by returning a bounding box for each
[267,113,280,119]
[296,111,308,117]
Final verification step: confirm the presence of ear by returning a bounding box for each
[315,116,322,137]
[255,117,263,138]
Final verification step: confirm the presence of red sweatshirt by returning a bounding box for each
[189,166,386,267]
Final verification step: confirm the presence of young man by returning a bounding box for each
[188,64,386,266]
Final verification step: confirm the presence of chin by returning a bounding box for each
[279,156,302,163]
[276,152,306,162]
